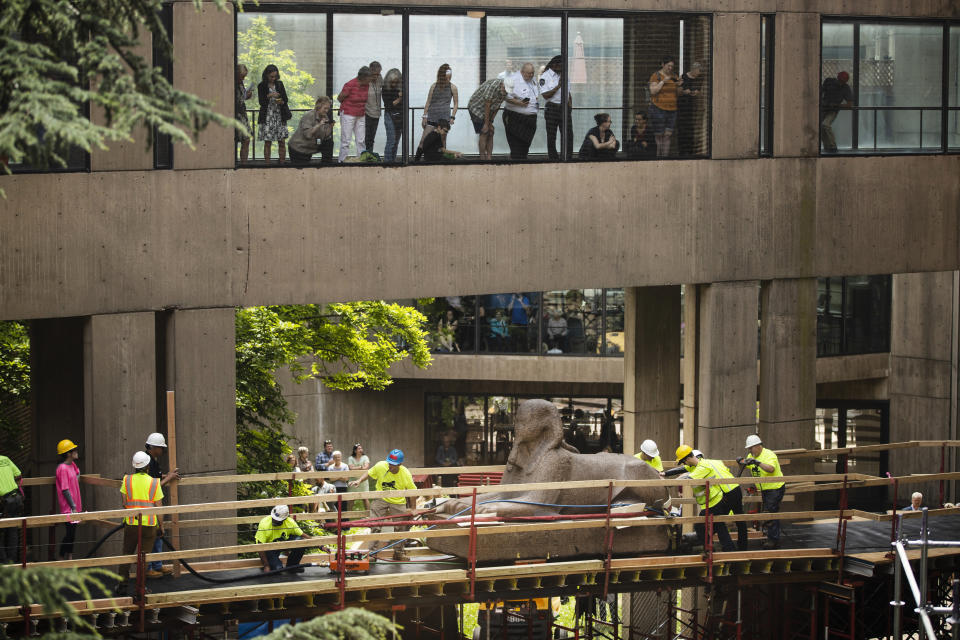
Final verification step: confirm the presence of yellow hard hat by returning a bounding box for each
[57,439,78,455]
[675,444,694,464]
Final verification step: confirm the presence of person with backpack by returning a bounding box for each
[820,71,854,153]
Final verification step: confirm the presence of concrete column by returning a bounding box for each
[889,272,955,505]
[682,285,700,444]
[173,3,234,170]
[623,286,682,457]
[773,13,820,157]
[759,278,817,508]
[162,308,237,549]
[696,281,759,460]
[82,312,157,560]
[711,13,761,159]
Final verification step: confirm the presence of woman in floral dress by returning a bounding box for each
[257,64,291,163]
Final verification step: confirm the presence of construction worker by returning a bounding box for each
[348,448,417,560]
[144,433,179,577]
[255,504,315,572]
[740,434,785,549]
[697,451,748,551]
[634,439,663,474]
[676,445,736,553]
[55,440,82,560]
[119,451,163,596]
[0,451,23,564]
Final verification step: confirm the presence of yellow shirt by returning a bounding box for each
[701,458,737,494]
[0,456,21,496]
[255,516,303,543]
[120,472,163,526]
[634,453,663,472]
[686,462,723,509]
[368,460,417,505]
[750,448,785,491]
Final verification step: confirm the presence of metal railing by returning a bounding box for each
[826,105,960,153]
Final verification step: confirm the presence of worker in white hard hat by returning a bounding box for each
[144,433,180,578]
[739,434,785,549]
[634,439,664,474]
[255,504,316,573]
[118,452,163,596]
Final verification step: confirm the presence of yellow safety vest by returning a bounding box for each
[122,473,162,526]
[634,453,663,472]
[750,448,785,491]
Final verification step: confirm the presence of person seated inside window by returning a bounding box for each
[579,113,620,160]
[488,309,510,351]
[415,119,463,162]
[545,308,568,353]
[625,112,656,159]
[288,96,334,165]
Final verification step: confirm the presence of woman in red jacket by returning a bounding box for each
[337,66,371,162]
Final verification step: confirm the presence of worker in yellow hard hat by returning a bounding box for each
[676,445,736,553]
[55,440,82,559]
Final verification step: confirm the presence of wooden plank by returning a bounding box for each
[166,390,182,578]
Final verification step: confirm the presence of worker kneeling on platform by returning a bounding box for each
[740,434,785,549]
[349,448,417,560]
[256,504,314,572]
[676,445,741,553]
[634,439,664,475]
[119,451,163,596]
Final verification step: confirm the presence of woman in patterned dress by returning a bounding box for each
[257,64,291,163]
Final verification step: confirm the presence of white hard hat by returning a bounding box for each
[692,449,703,459]
[146,433,167,448]
[745,434,763,448]
[132,451,151,469]
[271,504,290,521]
[640,439,659,458]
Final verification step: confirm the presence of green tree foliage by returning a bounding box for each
[0,0,236,176]
[237,16,316,112]
[260,608,399,640]
[0,565,116,637]
[234,302,431,500]
[0,321,30,460]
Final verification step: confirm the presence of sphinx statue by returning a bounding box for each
[426,399,674,562]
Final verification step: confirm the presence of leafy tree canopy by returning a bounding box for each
[237,16,316,112]
[0,0,235,174]
[260,608,399,640]
[234,302,431,496]
[0,321,30,461]
[0,565,115,638]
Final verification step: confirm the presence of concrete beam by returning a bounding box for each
[711,13,761,159]
[623,286,681,457]
[696,281,759,460]
[773,12,820,157]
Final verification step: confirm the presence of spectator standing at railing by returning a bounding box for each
[648,55,681,157]
[503,63,540,159]
[417,64,459,159]
[235,64,254,164]
[257,64,292,164]
[820,71,854,153]
[55,439,82,560]
[0,451,23,565]
[381,69,404,163]
[902,492,924,511]
[740,434,785,549]
[364,62,384,155]
[467,77,507,160]
[315,439,334,470]
[348,443,371,511]
[296,446,313,473]
[677,62,703,156]
[337,66,371,163]
[541,56,574,160]
[288,96,334,165]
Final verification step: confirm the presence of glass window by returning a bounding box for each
[409,14,481,160]
[949,26,959,150]
[542,289,602,355]
[567,18,623,160]
[821,23,855,152]
[759,15,774,156]
[236,12,327,163]
[333,13,401,162]
[485,16,562,159]
[817,275,891,357]
[153,4,174,169]
[604,288,625,356]
[420,296,477,353]
[479,292,540,354]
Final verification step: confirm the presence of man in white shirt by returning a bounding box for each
[540,56,573,160]
[502,63,540,160]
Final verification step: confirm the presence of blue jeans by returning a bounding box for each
[148,536,163,570]
[263,536,306,571]
[384,115,401,163]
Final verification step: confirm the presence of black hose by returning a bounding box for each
[82,524,311,584]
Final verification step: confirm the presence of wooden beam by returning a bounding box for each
[166,390,182,578]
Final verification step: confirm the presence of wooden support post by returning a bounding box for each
[137,514,145,632]
[888,478,899,559]
[468,487,478,601]
[165,391,181,578]
[603,481,613,599]
[704,480,713,584]
[835,476,849,584]
[939,443,946,508]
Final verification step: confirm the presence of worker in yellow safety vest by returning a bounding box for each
[676,445,736,552]
[697,452,749,551]
[739,434,785,549]
[634,439,664,475]
[118,451,164,596]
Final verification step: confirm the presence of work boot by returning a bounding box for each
[160,565,174,575]
[762,539,780,550]
[145,569,163,579]
[392,547,409,561]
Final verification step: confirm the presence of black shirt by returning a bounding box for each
[148,456,163,480]
[382,87,402,121]
[679,72,701,115]
[579,126,620,159]
[821,78,853,109]
[627,125,656,159]
[422,130,445,161]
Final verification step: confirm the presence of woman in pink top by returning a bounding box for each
[337,66,372,162]
[55,439,82,559]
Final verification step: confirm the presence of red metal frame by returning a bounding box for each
[137,513,146,632]
[467,488,478,600]
[939,442,945,508]
[336,494,346,610]
[20,518,29,638]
